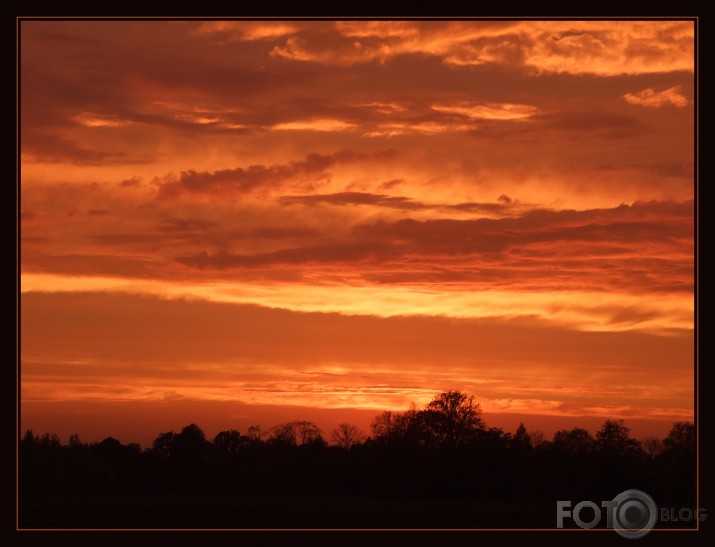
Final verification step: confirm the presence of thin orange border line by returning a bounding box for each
[15,15,700,534]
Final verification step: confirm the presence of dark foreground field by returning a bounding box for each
[21,494,700,530]
[20,494,561,529]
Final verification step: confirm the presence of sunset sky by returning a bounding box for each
[19,19,695,447]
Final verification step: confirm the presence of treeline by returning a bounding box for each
[20,391,695,521]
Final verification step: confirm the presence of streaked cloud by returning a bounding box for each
[73,112,136,127]
[272,119,358,132]
[156,149,395,200]
[624,85,690,108]
[431,102,541,120]
[268,20,694,75]
[20,271,693,333]
[193,21,299,41]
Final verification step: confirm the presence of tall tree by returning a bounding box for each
[173,423,209,465]
[513,422,532,449]
[418,390,485,448]
[662,421,695,456]
[595,419,641,457]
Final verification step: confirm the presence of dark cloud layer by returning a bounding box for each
[158,150,396,199]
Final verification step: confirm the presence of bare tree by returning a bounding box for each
[663,421,695,455]
[269,421,324,446]
[331,423,367,449]
[371,411,396,439]
[247,425,263,441]
[641,437,664,458]
[530,430,546,448]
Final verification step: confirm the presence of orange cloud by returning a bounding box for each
[623,86,690,108]
[431,102,541,121]
[334,20,423,39]
[73,112,136,127]
[269,20,693,75]
[20,270,693,333]
[154,149,395,200]
[362,121,474,137]
[272,119,358,132]
[193,21,299,41]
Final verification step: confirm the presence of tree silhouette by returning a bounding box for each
[662,421,695,456]
[513,422,531,450]
[247,425,263,441]
[529,430,546,448]
[552,427,593,455]
[173,423,209,465]
[370,410,397,439]
[269,420,324,446]
[68,433,82,447]
[22,429,37,445]
[213,429,249,455]
[18,392,697,528]
[152,431,176,458]
[641,437,664,458]
[657,421,695,506]
[595,419,641,457]
[330,423,366,449]
[418,390,484,448]
[39,433,61,447]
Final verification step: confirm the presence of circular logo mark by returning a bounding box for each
[611,489,658,539]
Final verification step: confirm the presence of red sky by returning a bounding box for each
[19,19,695,447]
